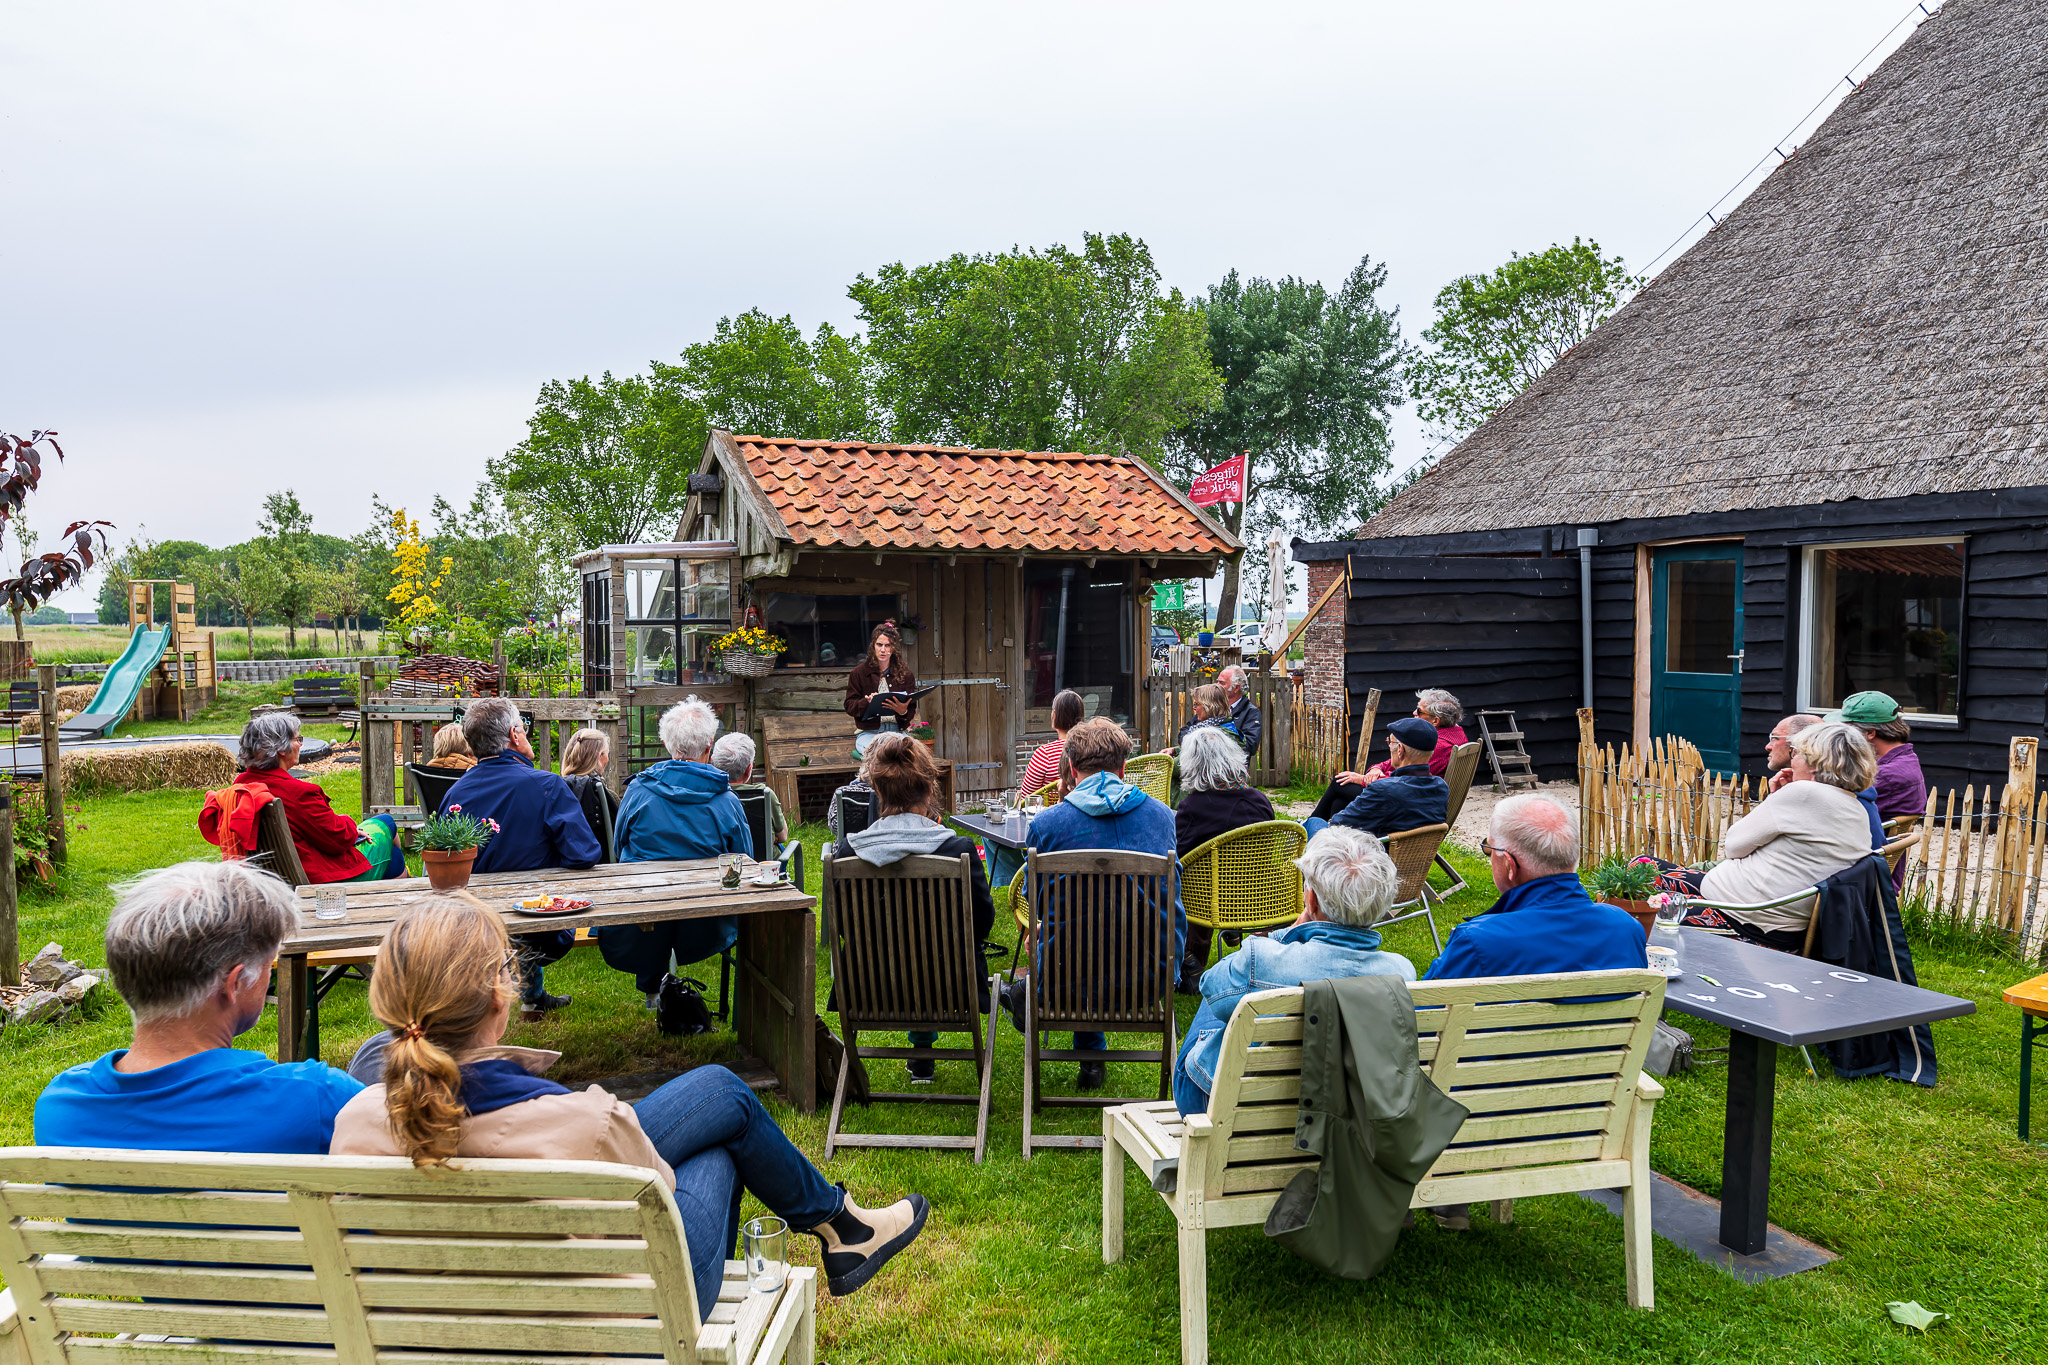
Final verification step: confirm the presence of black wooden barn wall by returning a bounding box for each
[1304,485,2048,791]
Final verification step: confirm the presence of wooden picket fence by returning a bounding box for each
[1145,669,1292,785]
[1575,720,1760,869]
[1290,698,1348,784]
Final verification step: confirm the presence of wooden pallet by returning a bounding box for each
[1477,708,1540,792]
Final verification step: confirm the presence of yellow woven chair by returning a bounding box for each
[1006,865,1033,975]
[1126,752,1174,806]
[1179,820,1308,968]
[1382,823,1451,953]
[1032,781,1060,807]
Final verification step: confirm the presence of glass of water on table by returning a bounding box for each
[312,887,347,921]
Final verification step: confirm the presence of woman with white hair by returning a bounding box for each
[1171,825,1413,1116]
[207,711,404,882]
[35,861,363,1153]
[598,698,754,1009]
[1172,725,1276,991]
[1644,722,1878,950]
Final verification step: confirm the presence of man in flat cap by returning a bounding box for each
[1306,716,1449,840]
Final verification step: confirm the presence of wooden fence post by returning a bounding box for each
[1351,688,1382,775]
[1576,708,1596,867]
[0,785,16,987]
[38,665,65,864]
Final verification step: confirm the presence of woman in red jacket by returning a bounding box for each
[234,712,405,882]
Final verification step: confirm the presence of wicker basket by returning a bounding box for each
[721,650,778,679]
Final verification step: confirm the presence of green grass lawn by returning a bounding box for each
[4,729,2045,1362]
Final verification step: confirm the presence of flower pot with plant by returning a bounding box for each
[419,803,499,890]
[713,625,787,679]
[907,720,935,749]
[1584,854,1660,938]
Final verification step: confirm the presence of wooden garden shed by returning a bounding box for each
[575,431,1238,814]
[1293,0,2048,791]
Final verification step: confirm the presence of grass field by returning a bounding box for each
[23,623,374,665]
[2,704,2043,1362]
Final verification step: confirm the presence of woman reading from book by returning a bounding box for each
[844,621,919,734]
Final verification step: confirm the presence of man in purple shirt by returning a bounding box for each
[1831,690,1925,887]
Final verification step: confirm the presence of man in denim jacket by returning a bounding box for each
[1173,826,1415,1115]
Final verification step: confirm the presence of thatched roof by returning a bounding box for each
[1361,0,2048,540]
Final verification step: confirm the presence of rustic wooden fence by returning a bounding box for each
[1146,669,1292,785]
[1290,697,1348,785]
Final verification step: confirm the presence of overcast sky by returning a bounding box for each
[2,0,1930,608]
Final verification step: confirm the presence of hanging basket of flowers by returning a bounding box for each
[715,625,786,678]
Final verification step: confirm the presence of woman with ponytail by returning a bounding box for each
[329,898,930,1304]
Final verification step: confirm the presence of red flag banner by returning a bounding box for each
[1188,454,1246,506]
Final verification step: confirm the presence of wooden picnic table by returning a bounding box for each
[276,858,820,1111]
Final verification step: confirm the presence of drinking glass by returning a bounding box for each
[743,1216,787,1294]
[312,887,347,921]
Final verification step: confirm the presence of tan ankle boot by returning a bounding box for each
[807,1183,930,1296]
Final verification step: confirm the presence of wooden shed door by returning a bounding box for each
[922,559,1014,798]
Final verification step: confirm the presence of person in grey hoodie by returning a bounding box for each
[834,735,995,1084]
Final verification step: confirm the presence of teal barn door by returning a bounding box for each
[1649,544,1745,772]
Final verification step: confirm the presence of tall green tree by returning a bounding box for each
[257,490,318,648]
[489,372,700,553]
[850,232,1221,459]
[195,543,289,660]
[1166,258,1408,631]
[653,308,878,448]
[1408,237,1637,445]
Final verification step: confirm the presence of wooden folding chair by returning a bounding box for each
[1179,821,1306,970]
[1382,822,1451,953]
[1020,848,1178,1157]
[1432,740,1484,895]
[822,850,997,1163]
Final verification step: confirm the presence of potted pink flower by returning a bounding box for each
[419,803,498,890]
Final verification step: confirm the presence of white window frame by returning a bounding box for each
[1797,534,1964,725]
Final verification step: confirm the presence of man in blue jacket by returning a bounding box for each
[1001,718,1182,1090]
[599,698,754,1010]
[1306,716,1448,840]
[1424,793,1647,981]
[444,697,603,1014]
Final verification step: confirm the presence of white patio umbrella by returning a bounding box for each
[1259,535,1289,659]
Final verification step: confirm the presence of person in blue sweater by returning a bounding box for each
[1424,792,1647,982]
[1306,716,1448,840]
[36,861,362,1153]
[1174,826,1414,1115]
[598,698,754,1010]
[999,718,1183,1090]
[442,697,603,1015]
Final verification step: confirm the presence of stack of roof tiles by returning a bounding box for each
[731,437,1235,558]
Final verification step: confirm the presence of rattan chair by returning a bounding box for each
[1032,781,1060,806]
[1018,847,1178,1157]
[1179,821,1307,969]
[1431,741,1484,895]
[822,849,997,1162]
[1382,822,1452,952]
[1125,753,1174,806]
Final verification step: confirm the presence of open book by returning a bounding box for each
[860,684,937,723]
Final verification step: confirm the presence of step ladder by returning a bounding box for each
[1477,709,1540,792]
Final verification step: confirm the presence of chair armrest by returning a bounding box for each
[1670,886,1819,915]
[1,1287,23,1365]
[1635,1072,1666,1103]
[777,839,805,894]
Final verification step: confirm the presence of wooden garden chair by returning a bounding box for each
[1382,822,1452,953]
[1179,821,1306,971]
[821,850,998,1163]
[1019,849,1178,1158]
[1432,740,1484,895]
[1103,969,1668,1365]
[1125,753,1174,806]
[0,1147,817,1365]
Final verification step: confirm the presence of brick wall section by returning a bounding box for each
[1302,560,1346,712]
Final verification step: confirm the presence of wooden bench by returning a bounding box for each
[762,714,953,823]
[1104,969,1667,1365]
[0,1147,816,1365]
[291,676,357,716]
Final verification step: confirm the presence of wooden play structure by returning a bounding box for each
[122,579,218,722]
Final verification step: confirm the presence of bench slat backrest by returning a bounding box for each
[823,851,982,1029]
[252,798,311,887]
[293,679,354,699]
[761,714,859,769]
[1026,849,1176,1031]
[1199,971,1667,1199]
[0,1150,706,1365]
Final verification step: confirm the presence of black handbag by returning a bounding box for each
[656,974,715,1036]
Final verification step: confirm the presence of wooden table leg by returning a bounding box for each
[276,953,310,1063]
[1720,1029,1775,1254]
[735,908,817,1113]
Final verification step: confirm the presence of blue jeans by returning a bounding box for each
[1172,1015,1222,1116]
[1303,816,1330,839]
[633,1067,843,1311]
[598,916,739,994]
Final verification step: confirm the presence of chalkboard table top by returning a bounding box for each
[1660,927,1974,1046]
[951,810,1042,851]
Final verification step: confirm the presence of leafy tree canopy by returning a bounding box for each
[652,308,878,451]
[1409,237,1637,445]
[488,371,701,552]
[850,232,1221,460]
[1166,258,1407,630]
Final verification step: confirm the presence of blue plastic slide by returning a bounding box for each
[60,625,170,739]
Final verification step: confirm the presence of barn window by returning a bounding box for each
[1800,538,1963,721]
[763,593,905,669]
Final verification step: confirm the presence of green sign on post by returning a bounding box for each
[1152,583,1185,611]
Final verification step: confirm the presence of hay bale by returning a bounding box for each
[18,709,80,738]
[61,742,236,795]
[55,685,98,712]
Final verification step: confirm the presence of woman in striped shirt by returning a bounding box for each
[1020,689,1087,798]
